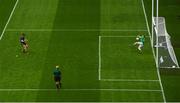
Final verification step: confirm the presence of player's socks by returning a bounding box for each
[138,49,143,53]
[139,50,142,53]
[60,83,62,88]
[23,49,25,53]
[56,84,60,89]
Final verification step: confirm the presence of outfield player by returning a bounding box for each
[20,33,28,53]
[53,65,62,89]
[133,35,145,52]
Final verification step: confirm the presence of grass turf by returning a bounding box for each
[144,0,180,101]
[0,0,179,102]
[159,0,180,102]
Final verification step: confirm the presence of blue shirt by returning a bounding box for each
[53,69,61,77]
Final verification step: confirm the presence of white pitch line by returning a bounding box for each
[98,36,102,80]
[101,79,159,82]
[141,0,166,102]
[101,35,150,38]
[98,35,149,80]
[0,0,19,40]
[141,0,157,67]
[5,29,148,32]
[0,88,161,92]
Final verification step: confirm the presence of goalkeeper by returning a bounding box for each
[133,35,145,52]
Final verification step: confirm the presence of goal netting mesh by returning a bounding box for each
[153,17,179,68]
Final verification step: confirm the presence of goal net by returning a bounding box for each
[153,17,179,68]
[143,0,179,68]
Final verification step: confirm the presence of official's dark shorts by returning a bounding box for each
[54,76,61,82]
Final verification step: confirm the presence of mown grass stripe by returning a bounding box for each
[0,88,162,92]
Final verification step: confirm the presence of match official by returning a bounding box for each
[53,65,62,89]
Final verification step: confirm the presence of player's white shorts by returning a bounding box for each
[134,42,143,46]
[138,42,144,47]
[134,42,144,51]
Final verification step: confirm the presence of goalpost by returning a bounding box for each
[152,0,180,68]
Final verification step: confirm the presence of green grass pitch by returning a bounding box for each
[0,0,179,102]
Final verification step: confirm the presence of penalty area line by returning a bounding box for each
[101,79,159,82]
[98,36,101,80]
[100,35,150,38]
[0,88,161,92]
